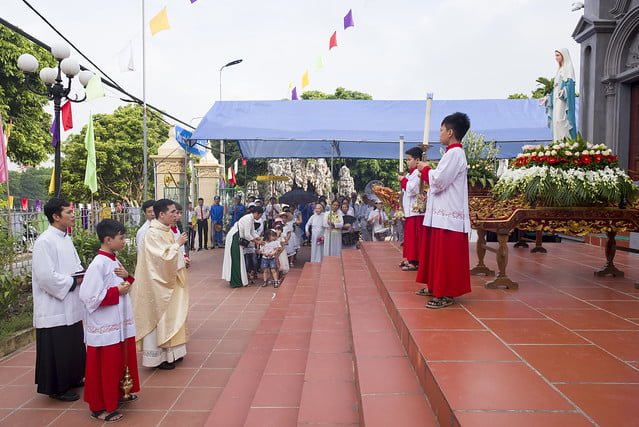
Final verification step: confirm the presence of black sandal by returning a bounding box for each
[402,264,418,271]
[426,296,454,309]
[118,394,138,404]
[415,288,433,297]
[274,280,281,288]
[91,410,123,423]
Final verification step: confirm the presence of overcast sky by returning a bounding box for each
[4,0,582,151]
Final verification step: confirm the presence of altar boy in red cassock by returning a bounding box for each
[415,112,472,308]
[79,219,140,423]
[399,146,425,272]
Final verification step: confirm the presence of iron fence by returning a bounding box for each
[0,205,143,273]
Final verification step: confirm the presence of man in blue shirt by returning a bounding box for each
[210,195,224,248]
[229,195,246,227]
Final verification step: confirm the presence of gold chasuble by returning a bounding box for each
[131,220,189,351]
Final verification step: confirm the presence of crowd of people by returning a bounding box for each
[28,111,472,422]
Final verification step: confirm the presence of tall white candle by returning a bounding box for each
[423,93,434,146]
[399,135,404,173]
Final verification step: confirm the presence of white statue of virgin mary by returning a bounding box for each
[540,48,577,141]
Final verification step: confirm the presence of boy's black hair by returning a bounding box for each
[175,202,183,211]
[96,219,126,243]
[405,146,423,160]
[265,229,278,240]
[252,206,264,214]
[153,199,175,219]
[441,112,471,142]
[141,199,155,212]
[44,198,70,224]
[197,197,203,202]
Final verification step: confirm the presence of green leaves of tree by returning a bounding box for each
[0,26,57,166]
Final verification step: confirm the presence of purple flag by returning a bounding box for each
[50,115,60,147]
[292,87,298,100]
[190,0,197,3]
[344,9,354,29]
[35,200,42,212]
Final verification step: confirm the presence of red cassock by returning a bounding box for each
[402,215,425,263]
[84,337,140,412]
[416,226,471,298]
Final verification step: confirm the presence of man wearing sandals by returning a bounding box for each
[415,112,472,308]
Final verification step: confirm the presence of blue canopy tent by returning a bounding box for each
[192,99,576,160]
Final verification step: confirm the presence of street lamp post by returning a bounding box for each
[218,59,243,175]
[17,43,93,197]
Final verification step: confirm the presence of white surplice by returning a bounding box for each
[79,253,136,347]
[423,145,471,233]
[32,226,83,328]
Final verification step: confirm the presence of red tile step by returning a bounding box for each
[296,256,360,425]
[205,263,320,426]
[341,248,438,427]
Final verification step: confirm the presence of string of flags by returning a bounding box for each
[290,9,356,100]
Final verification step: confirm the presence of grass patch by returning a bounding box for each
[0,311,33,339]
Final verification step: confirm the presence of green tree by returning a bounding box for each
[0,26,57,166]
[1,168,52,204]
[531,77,554,98]
[60,104,169,202]
[301,87,372,100]
[507,93,529,99]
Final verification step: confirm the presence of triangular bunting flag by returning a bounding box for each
[85,74,105,101]
[301,70,310,89]
[292,87,298,100]
[329,31,338,49]
[313,54,324,71]
[344,9,355,29]
[150,7,171,35]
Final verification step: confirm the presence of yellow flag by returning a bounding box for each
[49,166,55,193]
[301,70,310,89]
[7,195,13,208]
[150,7,171,35]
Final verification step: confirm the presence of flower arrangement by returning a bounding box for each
[462,131,499,188]
[492,135,638,207]
[327,212,341,225]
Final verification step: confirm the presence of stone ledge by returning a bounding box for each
[0,328,35,358]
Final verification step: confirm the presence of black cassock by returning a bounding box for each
[35,321,86,395]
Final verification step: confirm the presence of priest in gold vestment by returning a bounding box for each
[131,199,189,370]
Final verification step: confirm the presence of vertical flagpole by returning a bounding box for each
[142,0,149,200]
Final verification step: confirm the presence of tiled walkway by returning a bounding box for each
[361,240,639,426]
[0,247,280,426]
[1,239,638,426]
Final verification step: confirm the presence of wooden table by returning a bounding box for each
[469,201,639,289]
